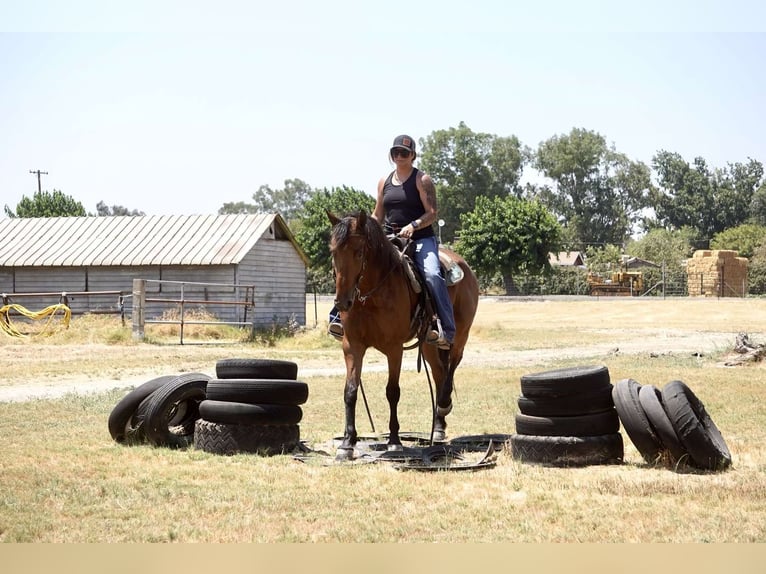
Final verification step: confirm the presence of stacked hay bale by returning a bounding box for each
[686,249,748,297]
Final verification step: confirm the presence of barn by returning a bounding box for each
[0,213,308,328]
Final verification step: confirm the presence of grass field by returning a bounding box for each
[1,297,765,542]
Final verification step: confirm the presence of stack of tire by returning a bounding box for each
[510,365,624,466]
[194,358,308,456]
[108,372,212,448]
[612,378,732,470]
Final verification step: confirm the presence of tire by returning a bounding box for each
[194,419,300,456]
[612,378,662,463]
[514,409,620,437]
[520,365,611,398]
[205,378,309,406]
[661,380,732,471]
[517,387,614,416]
[199,400,303,425]
[637,384,687,464]
[108,375,177,443]
[215,358,298,380]
[143,373,211,449]
[510,433,623,466]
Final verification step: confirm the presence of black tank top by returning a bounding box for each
[382,168,434,240]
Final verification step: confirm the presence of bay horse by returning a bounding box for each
[328,210,479,460]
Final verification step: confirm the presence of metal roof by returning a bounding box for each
[0,213,306,267]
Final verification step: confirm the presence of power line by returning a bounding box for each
[29,169,48,194]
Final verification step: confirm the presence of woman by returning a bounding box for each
[329,134,455,349]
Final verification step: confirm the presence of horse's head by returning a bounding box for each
[327,210,371,311]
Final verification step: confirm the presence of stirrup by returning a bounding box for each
[328,322,344,341]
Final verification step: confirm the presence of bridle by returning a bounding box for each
[334,232,398,305]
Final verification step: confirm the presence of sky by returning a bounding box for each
[1,1,765,216]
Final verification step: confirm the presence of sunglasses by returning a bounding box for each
[391,148,411,158]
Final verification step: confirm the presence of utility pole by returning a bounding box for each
[29,169,48,194]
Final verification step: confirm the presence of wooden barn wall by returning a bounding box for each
[238,235,306,327]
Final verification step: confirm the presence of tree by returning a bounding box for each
[4,189,86,218]
[710,223,766,259]
[535,128,651,248]
[219,178,314,223]
[418,121,526,243]
[95,201,145,216]
[457,195,561,295]
[293,186,376,291]
[626,227,696,272]
[651,152,764,243]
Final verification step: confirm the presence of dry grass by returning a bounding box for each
[1,296,766,542]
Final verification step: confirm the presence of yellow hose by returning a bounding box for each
[0,303,72,338]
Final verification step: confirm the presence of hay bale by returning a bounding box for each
[686,250,748,297]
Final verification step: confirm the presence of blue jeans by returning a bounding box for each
[414,236,455,343]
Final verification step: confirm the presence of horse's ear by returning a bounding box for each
[358,210,367,228]
[327,210,341,226]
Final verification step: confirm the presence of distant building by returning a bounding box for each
[548,251,586,267]
[0,213,308,327]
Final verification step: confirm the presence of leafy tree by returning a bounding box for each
[457,195,561,295]
[535,128,651,247]
[95,201,145,216]
[585,244,624,276]
[626,227,696,272]
[748,243,766,295]
[293,186,375,291]
[710,223,766,259]
[219,178,313,223]
[4,189,86,218]
[748,181,766,225]
[651,152,764,243]
[418,121,526,243]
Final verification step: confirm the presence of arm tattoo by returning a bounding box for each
[423,178,438,213]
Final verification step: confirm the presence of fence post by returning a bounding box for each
[132,278,146,340]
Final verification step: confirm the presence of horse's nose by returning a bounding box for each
[335,297,352,312]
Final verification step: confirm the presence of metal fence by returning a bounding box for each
[131,278,255,344]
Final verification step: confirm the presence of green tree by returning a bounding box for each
[4,189,86,218]
[626,227,696,272]
[585,244,624,276]
[293,186,376,291]
[219,178,313,223]
[418,121,526,243]
[457,195,561,295]
[95,201,145,216]
[710,223,766,259]
[535,128,651,248]
[651,152,764,242]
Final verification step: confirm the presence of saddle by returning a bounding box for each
[388,235,464,346]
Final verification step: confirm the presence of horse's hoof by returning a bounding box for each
[387,443,403,452]
[335,447,355,462]
[432,431,446,442]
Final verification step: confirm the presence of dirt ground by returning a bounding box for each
[0,323,740,403]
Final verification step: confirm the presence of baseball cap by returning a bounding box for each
[391,134,415,153]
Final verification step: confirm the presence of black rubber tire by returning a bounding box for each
[637,384,688,464]
[517,387,614,416]
[194,419,300,456]
[143,373,211,449]
[108,375,177,443]
[215,358,298,380]
[612,378,662,463]
[661,380,732,471]
[199,400,303,425]
[515,409,620,437]
[510,433,623,466]
[520,365,611,398]
[205,378,309,406]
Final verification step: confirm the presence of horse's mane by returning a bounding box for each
[332,211,400,270]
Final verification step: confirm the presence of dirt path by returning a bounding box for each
[0,328,738,403]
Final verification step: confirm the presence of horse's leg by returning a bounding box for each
[337,347,365,461]
[385,347,404,451]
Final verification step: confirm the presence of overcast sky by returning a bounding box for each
[2,1,765,216]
